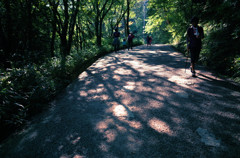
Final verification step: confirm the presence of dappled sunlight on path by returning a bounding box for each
[148,117,175,136]
[0,44,240,158]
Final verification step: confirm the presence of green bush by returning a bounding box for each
[0,41,145,141]
[233,56,240,81]
[0,56,67,140]
[199,26,240,77]
[133,38,145,46]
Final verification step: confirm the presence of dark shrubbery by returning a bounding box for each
[0,0,144,142]
[0,40,143,141]
[0,48,96,141]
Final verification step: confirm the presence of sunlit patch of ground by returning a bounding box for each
[104,129,118,143]
[113,105,129,117]
[148,117,175,136]
[73,155,86,158]
[95,118,115,133]
[114,68,133,75]
[123,81,136,90]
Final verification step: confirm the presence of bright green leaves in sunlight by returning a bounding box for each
[145,15,164,33]
[146,0,240,79]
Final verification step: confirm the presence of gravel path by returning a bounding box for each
[0,44,240,158]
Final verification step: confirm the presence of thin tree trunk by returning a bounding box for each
[126,0,130,35]
[50,21,56,57]
[124,15,127,37]
[26,0,33,50]
[77,24,83,50]
[98,19,103,46]
[76,24,79,52]
[3,0,12,68]
[95,1,101,46]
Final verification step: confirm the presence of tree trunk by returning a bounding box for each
[60,35,68,70]
[76,24,79,52]
[77,24,83,50]
[67,0,80,54]
[3,0,12,68]
[26,0,33,50]
[94,0,114,47]
[95,0,101,47]
[124,15,127,37]
[95,16,102,47]
[126,0,130,36]
[60,35,68,57]
[97,19,103,46]
[50,21,56,57]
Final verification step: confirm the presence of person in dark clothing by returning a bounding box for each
[149,36,152,45]
[187,16,204,77]
[128,33,134,50]
[113,28,120,52]
[122,38,127,49]
[147,35,150,46]
[147,35,152,47]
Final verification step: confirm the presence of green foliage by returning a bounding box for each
[0,0,145,141]
[146,0,240,81]
[202,29,233,73]
[0,49,89,140]
[133,38,145,46]
[0,39,145,140]
[233,57,240,82]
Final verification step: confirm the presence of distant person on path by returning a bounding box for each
[147,35,152,47]
[113,28,120,52]
[147,35,150,46]
[149,36,152,45]
[187,16,204,77]
[128,33,135,50]
[122,38,127,49]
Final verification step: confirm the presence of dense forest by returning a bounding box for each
[0,0,239,141]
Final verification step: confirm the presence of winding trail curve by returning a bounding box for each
[1,44,240,158]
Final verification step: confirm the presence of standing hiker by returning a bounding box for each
[147,35,150,46]
[149,36,152,45]
[128,33,135,50]
[113,28,120,52]
[186,16,204,77]
[122,38,127,49]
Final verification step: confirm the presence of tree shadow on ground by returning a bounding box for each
[0,44,239,158]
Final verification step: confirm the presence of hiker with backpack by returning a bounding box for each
[113,28,120,52]
[186,16,204,77]
[147,35,152,47]
[128,33,135,50]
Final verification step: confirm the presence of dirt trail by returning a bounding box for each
[0,44,240,158]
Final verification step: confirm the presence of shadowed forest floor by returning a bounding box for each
[0,44,240,158]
